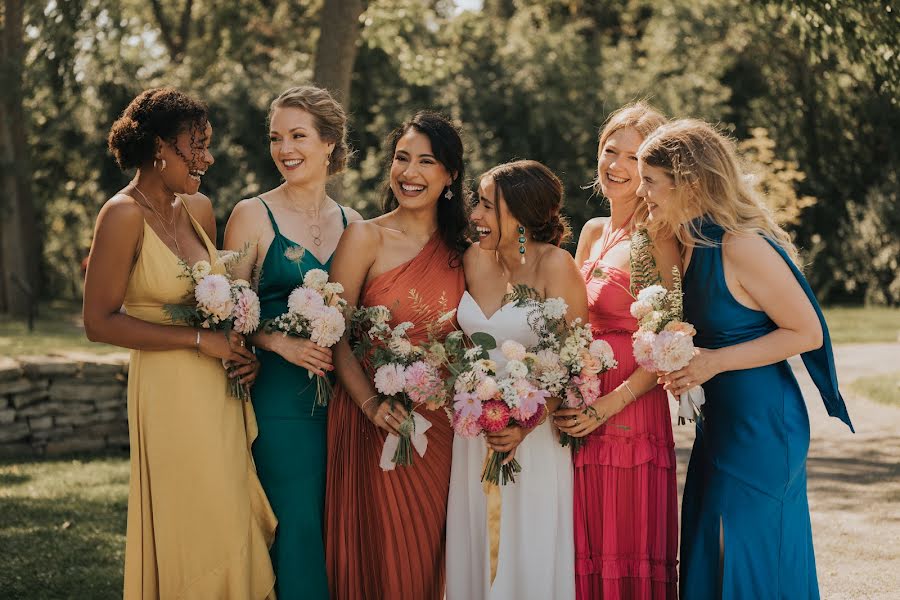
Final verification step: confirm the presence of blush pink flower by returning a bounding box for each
[651,330,696,373]
[287,286,325,319]
[478,400,511,433]
[632,329,658,371]
[453,411,482,438]
[404,361,442,404]
[232,287,260,334]
[475,376,499,401]
[310,305,345,347]
[453,391,483,420]
[195,274,234,321]
[374,363,406,396]
[663,320,696,337]
[517,405,546,429]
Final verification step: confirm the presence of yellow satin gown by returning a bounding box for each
[121,205,277,599]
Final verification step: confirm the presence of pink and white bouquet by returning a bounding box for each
[448,334,550,485]
[264,268,348,409]
[350,301,452,470]
[165,252,261,401]
[507,291,618,452]
[630,270,705,423]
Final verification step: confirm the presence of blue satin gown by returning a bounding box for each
[679,219,853,599]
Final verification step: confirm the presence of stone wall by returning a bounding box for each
[0,353,130,458]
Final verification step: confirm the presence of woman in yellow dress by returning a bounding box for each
[83,88,277,599]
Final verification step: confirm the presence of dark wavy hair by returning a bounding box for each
[482,159,571,247]
[107,88,209,171]
[380,111,470,265]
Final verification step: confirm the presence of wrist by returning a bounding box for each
[708,348,726,376]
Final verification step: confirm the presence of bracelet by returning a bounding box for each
[620,380,638,406]
[360,395,379,413]
[195,330,201,357]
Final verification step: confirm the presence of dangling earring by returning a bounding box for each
[154,158,167,171]
[444,188,453,200]
[518,225,527,265]
[325,154,331,167]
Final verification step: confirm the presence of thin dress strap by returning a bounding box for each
[338,204,348,229]
[257,197,281,237]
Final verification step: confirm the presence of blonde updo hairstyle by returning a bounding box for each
[593,101,667,220]
[638,118,799,264]
[268,86,352,176]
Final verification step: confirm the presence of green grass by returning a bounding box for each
[0,300,115,357]
[822,306,900,344]
[0,453,128,598]
[850,372,900,407]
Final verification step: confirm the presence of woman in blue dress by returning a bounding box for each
[635,119,853,599]
[224,86,361,599]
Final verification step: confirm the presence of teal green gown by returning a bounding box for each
[251,197,346,599]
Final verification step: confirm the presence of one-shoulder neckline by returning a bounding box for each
[460,290,518,322]
[365,231,441,290]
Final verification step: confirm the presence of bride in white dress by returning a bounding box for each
[446,160,588,600]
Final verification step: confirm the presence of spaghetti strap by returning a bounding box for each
[257,197,281,237]
[338,205,348,229]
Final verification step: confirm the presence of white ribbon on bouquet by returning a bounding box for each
[670,385,706,425]
[380,412,432,471]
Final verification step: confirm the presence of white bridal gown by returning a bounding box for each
[446,291,575,600]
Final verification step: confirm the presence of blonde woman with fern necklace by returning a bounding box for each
[554,103,679,599]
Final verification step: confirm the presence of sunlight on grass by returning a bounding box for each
[849,372,900,407]
[0,454,129,598]
[0,301,115,357]
[822,307,900,345]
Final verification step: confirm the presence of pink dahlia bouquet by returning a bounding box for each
[630,270,705,423]
[448,335,550,486]
[263,268,348,409]
[165,251,260,401]
[350,299,453,470]
[505,289,618,452]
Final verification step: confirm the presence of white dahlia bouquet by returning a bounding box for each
[350,292,455,470]
[263,268,348,409]
[165,250,260,401]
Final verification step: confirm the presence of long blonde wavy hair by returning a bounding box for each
[593,102,667,224]
[638,118,800,264]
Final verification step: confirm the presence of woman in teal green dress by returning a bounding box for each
[636,119,852,599]
[225,86,361,599]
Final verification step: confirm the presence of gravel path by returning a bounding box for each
[672,343,900,599]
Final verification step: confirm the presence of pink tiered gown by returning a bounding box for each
[574,256,678,599]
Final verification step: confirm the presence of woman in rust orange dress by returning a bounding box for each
[324,111,469,599]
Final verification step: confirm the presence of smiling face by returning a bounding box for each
[636,160,677,223]
[470,175,519,252]
[269,107,334,185]
[597,126,644,202]
[389,128,453,211]
[157,120,214,195]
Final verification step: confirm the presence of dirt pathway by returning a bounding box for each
[672,342,900,599]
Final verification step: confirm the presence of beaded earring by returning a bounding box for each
[518,225,527,264]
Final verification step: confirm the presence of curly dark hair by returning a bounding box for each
[380,111,470,265]
[107,88,209,171]
[482,159,572,247]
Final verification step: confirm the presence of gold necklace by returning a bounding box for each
[285,192,329,247]
[133,184,180,253]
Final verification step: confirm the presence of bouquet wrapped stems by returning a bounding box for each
[482,450,522,486]
[391,411,416,466]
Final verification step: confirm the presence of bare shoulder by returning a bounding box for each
[340,205,365,224]
[541,244,579,270]
[647,229,683,270]
[580,216,609,240]
[229,196,268,222]
[181,192,213,214]
[99,194,145,229]
[722,231,780,265]
[339,219,381,249]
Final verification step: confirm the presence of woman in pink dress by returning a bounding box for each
[554,102,680,599]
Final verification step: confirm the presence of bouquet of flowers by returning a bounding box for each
[350,300,451,470]
[630,269,705,423]
[448,334,550,485]
[165,251,261,401]
[263,268,348,409]
[505,289,618,452]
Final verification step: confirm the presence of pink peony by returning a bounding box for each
[474,376,499,401]
[663,320,696,337]
[478,400,511,433]
[564,374,602,408]
[632,330,658,371]
[651,330,696,373]
[453,391,483,420]
[232,287,261,334]
[404,361,443,404]
[453,411,483,438]
[374,363,407,396]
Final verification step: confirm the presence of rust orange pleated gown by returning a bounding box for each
[325,234,465,600]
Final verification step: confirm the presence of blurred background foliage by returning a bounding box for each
[5,0,899,308]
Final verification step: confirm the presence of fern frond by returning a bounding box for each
[503,284,543,307]
[629,228,663,295]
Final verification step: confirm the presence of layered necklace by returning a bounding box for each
[286,191,329,247]
[133,183,181,254]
